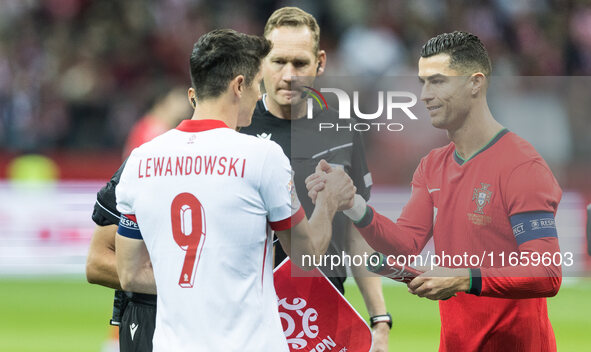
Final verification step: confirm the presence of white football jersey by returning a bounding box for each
[116,119,303,351]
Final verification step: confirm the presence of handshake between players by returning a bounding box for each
[280,159,357,270]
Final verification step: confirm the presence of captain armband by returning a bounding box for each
[510,211,557,246]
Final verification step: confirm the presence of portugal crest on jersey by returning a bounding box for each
[472,183,492,214]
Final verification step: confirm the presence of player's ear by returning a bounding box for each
[188,88,197,108]
[231,75,245,97]
[316,50,327,76]
[470,72,486,96]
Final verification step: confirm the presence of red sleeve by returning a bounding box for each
[479,237,562,298]
[355,158,434,256]
[475,161,562,298]
[269,206,305,231]
[503,160,562,216]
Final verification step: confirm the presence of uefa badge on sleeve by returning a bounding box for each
[288,170,301,213]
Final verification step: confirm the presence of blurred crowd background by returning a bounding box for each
[0,0,590,193]
[0,5,589,350]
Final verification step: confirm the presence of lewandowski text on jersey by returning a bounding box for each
[136,155,246,179]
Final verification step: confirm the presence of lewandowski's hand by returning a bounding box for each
[314,160,356,211]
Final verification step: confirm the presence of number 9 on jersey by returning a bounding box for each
[170,193,206,288]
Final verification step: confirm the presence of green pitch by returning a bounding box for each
[0,277,588,351]
[0,276,114,352]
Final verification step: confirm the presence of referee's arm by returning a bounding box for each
[86,224,121,289]
[86,160,127,289]
[116,234,156,295]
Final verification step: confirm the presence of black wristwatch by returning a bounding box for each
[370,313,392,329]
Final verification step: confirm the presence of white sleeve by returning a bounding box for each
[259,142,304,231]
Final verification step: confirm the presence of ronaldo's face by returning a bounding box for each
[263,26,319,108]
[418,54,472,130]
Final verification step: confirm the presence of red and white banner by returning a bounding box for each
[274,259,372,352]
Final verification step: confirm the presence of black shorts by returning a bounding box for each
[119,294,157,352]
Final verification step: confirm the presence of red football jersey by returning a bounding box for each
[357,129,562,351]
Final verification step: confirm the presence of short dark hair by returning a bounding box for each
[264,7,320,54]
[421,31,492,76]
[189,29,271,100]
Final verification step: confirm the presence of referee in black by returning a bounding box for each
[87,159,156,352]
[240,8,391,350]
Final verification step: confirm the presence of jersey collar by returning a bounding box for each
[453,128,509,165]
[176,119,229,132]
